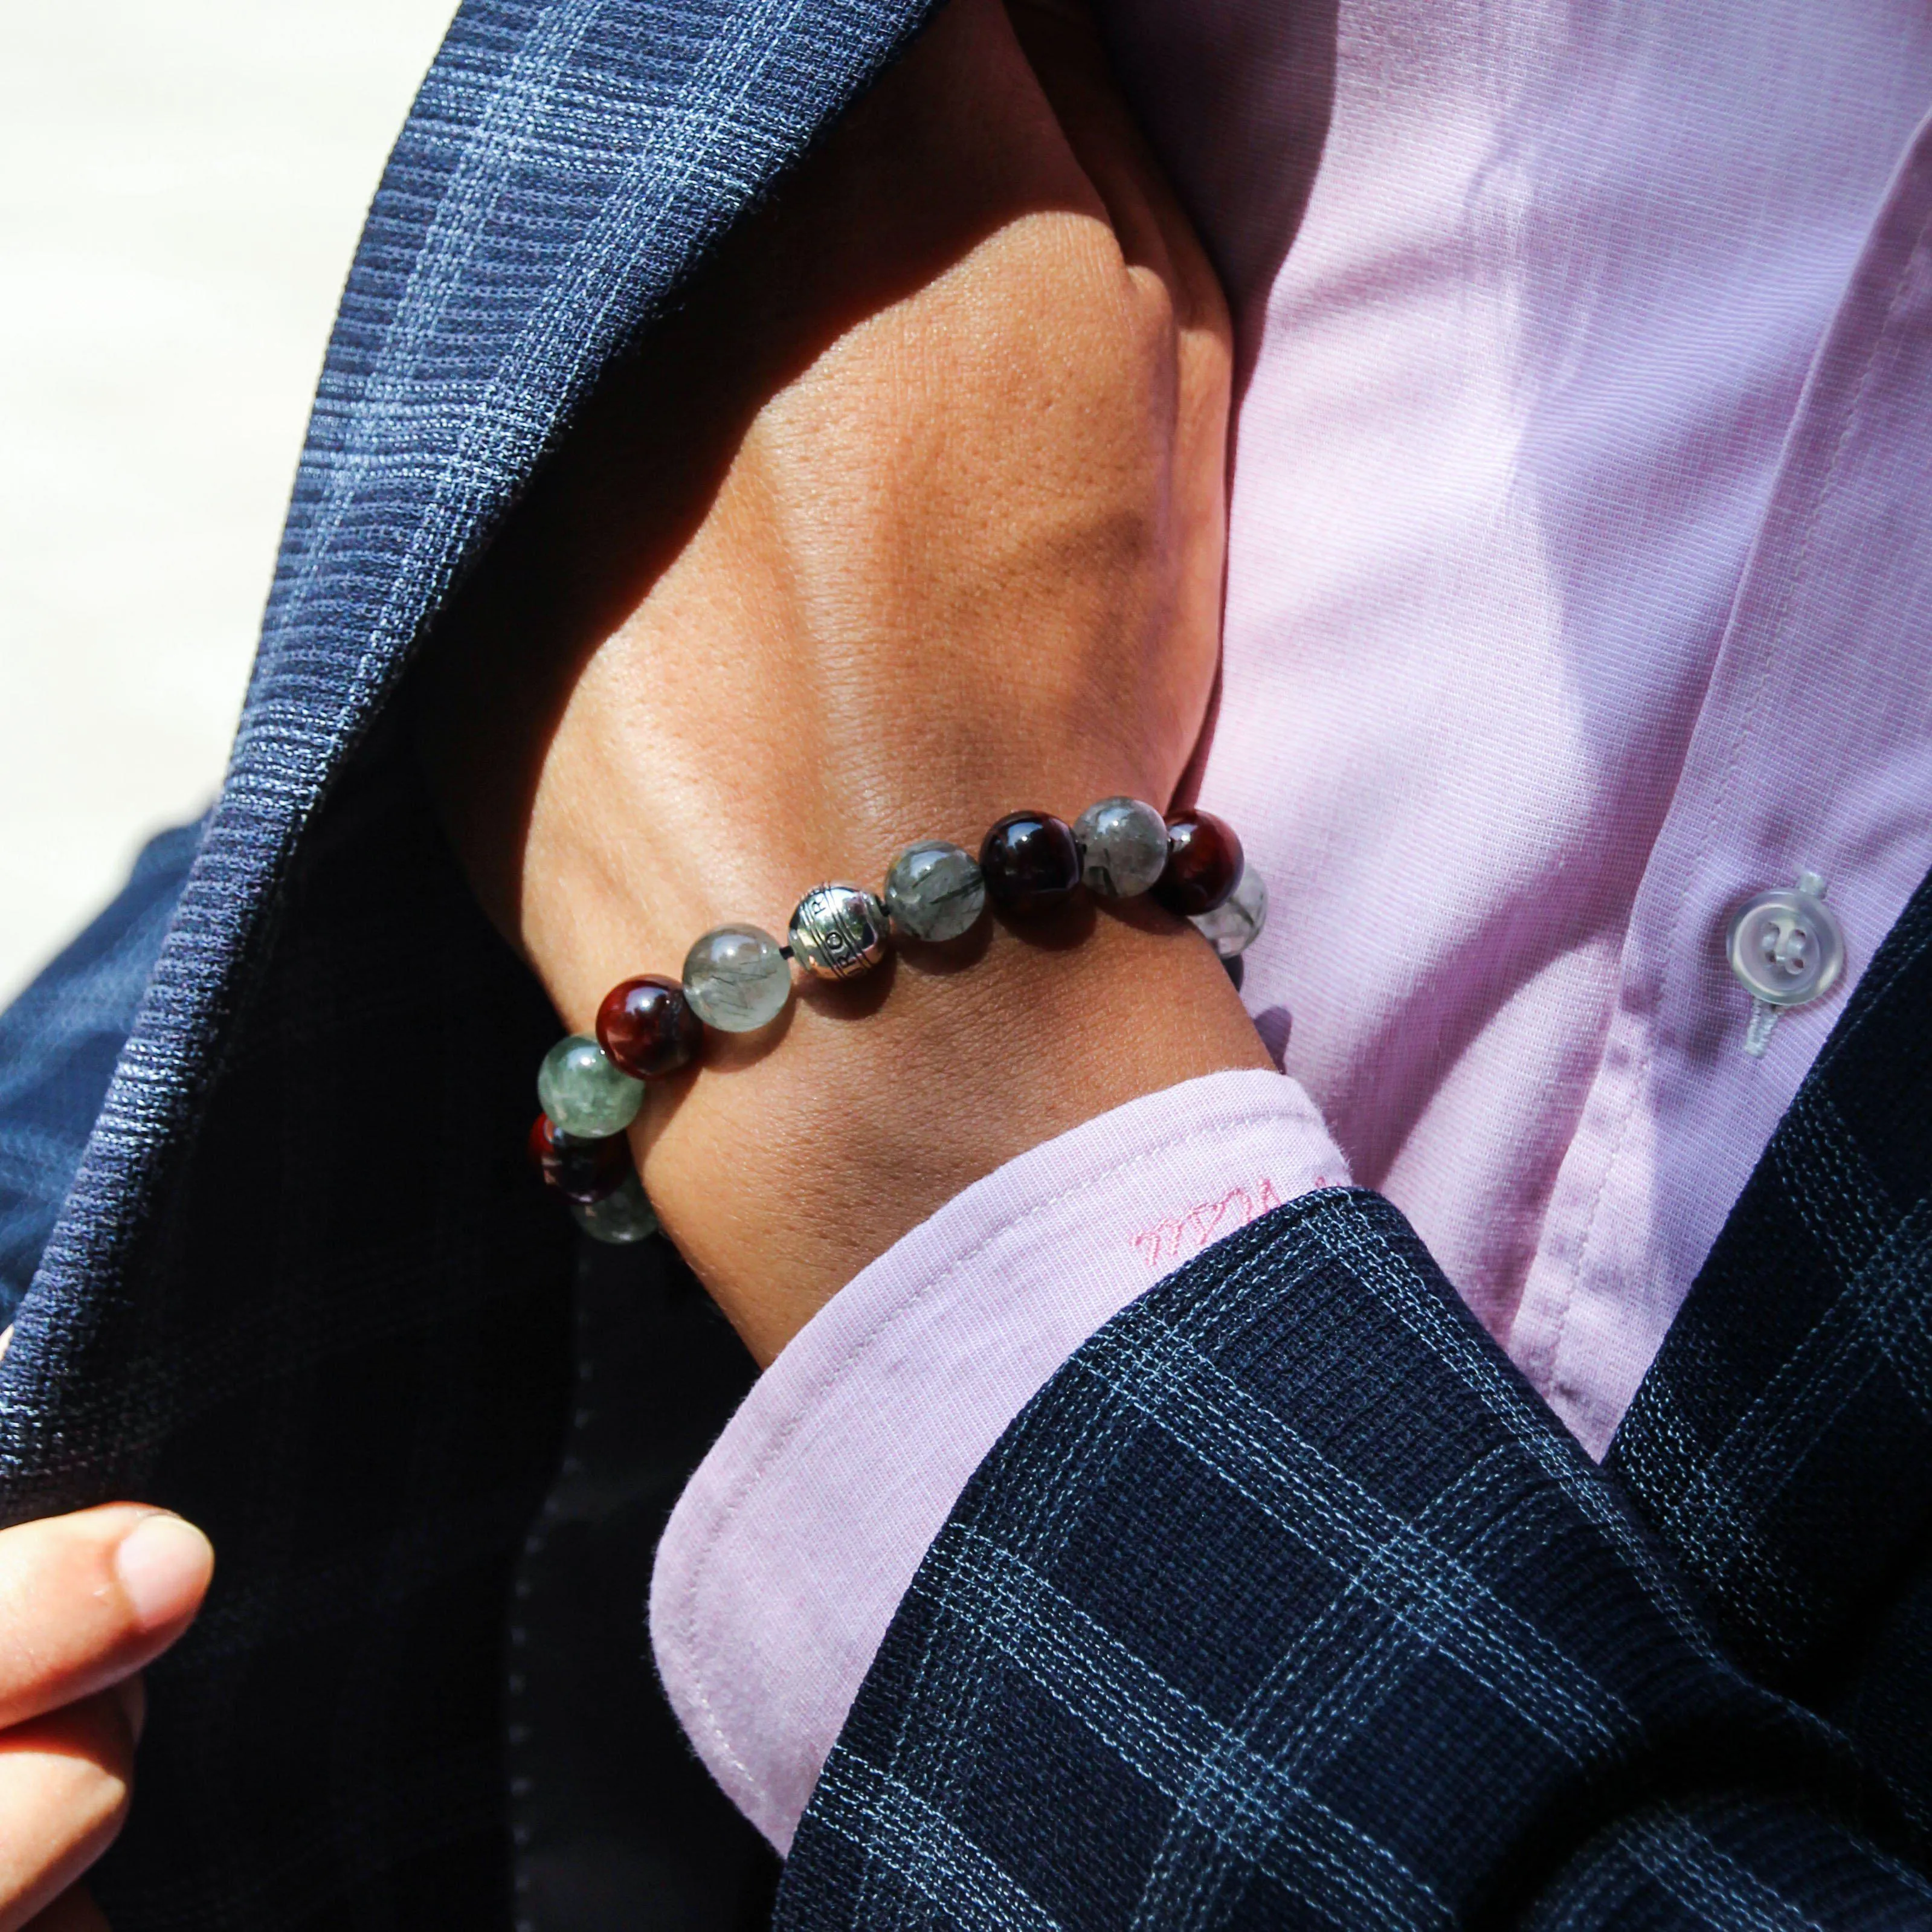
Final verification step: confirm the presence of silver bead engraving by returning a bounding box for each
[789,883,892,980]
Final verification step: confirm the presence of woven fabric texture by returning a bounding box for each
[0,1,933,1924]
[4,0,1930,1922]
[779,1173,1932,1927]
[1610,863,1932,1852]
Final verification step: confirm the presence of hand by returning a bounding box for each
[418,0,1269,1361]
[0,1504,212,1931]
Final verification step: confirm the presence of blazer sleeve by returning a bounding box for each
[774,1188,1932,1930]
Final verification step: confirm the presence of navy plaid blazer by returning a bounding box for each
[778,870,1932,1930]
[1,2,1928,1927]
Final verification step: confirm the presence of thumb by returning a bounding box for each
[0,1506,213,1733]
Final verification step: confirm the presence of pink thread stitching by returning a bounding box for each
[1130,1176,1294,1268]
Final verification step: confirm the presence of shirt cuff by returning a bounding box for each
[648,1065,1349,1851]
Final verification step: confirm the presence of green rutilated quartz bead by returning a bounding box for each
[571,1170,659,1244]
[1191,865,1269,958]
[537,1034,644,1139]
[883,840,985,942]
[683,924,793,1032]
[1073,796,1168,898]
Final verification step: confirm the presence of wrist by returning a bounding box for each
[607,897,1267,1364]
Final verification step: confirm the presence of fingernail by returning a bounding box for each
[114,1515,213,1632]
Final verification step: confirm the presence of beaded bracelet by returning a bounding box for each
[527,797,1269,1243]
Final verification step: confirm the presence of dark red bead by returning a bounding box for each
[527,1113,629,1204]
[979,810,1082,915]
[597,974,703,1080]
[1154,808,1244,916]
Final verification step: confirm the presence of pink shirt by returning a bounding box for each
[654,0,1932,1852]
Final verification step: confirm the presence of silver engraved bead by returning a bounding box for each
[788,883,892,980]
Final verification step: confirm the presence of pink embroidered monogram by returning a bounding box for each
[1130,1176,1293,1269]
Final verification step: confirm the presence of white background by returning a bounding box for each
[0,1,462,1002]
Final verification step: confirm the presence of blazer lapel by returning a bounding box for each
[0,7,935,1924]
[0,0,935,1489]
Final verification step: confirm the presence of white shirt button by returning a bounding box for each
[1726,872,1846,1008]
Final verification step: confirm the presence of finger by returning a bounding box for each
[0,1508,211,1733]
[21,1883,111,1932]
[0,1692,134,1932]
